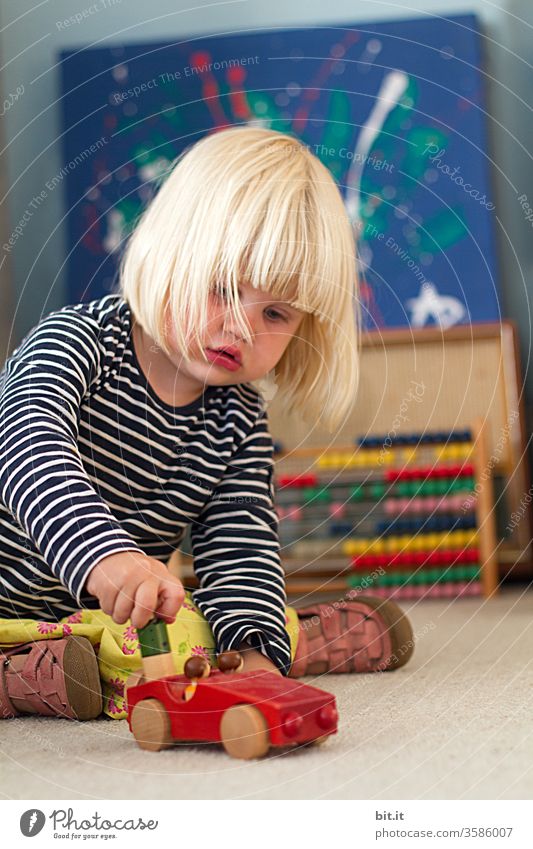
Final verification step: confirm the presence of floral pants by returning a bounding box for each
[0,593,300,719]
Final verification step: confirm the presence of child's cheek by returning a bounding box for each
[208,295,229,326]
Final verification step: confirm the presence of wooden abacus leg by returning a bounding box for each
[130,699,173,752]
[472,417,499,597]
[220,705,270,759]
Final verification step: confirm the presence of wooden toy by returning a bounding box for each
[269,421,498,601]
[136,617,176,681]
[217,650,244,673]
[182,656,210,702]
[127,620,338,759]
[268,321,532,577]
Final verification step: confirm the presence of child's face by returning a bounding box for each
[167,281,304,388]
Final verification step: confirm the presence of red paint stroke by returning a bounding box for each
[190,50,228,128]
[292,31,360,133]
[226,65,251,120]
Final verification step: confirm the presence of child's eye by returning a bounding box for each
[265,308,287,322]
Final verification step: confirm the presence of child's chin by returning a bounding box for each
[203,369,245,385]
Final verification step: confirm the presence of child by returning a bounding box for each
[0,127,413,721]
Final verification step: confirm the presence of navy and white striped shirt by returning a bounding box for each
[0,295,291,673]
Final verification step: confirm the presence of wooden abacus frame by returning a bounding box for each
[273,418,499,600]
[269,321,532,579]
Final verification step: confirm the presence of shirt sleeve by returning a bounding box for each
[0,307,144,605]
[190,401,292,674]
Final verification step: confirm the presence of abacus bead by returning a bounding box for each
[384,499,397,515]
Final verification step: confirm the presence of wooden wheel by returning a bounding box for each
[220,704,270,760]
[307,735,329,747]
[130,699,173,752]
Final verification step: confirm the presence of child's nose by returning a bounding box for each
[222,304,258,342]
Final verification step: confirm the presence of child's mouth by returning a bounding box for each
[205,347,242,372]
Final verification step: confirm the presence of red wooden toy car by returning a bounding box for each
[126,620,338,759]
[127,669,338,759]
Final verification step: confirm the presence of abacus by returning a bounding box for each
[274,420,498,600]
[268,322,532,577]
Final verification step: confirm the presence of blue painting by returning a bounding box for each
[59,13,500,330]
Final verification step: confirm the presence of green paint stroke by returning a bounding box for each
[246,91,291,133]
[414,206,468,254]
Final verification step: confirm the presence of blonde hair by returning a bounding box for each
[120,126,360,429]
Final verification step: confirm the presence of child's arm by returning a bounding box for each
[0,307,182,622]
[190,401,291,675]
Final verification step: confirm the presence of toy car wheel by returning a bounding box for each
[130,698,173,752]
[306,735,329,747]
[220,704,270,760]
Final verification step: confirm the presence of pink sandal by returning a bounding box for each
[0,636,102,720]
[289,596,414,676]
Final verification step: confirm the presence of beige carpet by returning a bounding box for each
[1,589,532,800]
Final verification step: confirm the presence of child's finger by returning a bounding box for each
[111,584,138,624]
[156,577,185,623]
[131,579,159,629]
[98,584,121,619]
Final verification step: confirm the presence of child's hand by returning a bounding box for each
[86,552,185,629]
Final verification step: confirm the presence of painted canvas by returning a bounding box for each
[59,13,500,329]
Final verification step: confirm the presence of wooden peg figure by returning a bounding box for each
[183,655,211,702]
[218,651,244,673]
[137,618,176,682]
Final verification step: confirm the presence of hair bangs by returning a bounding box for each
[121,126,360,429]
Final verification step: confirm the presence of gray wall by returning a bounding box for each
[1,0,532,414]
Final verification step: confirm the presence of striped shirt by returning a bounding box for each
[0,295,291,673]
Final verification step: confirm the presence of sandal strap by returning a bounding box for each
[0,654,18,718]
[2,640,75,719]
[0,642,40,718]
[290,602,394,676]
[310,605,355,673]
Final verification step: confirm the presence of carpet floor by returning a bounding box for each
[1,588,531,800]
